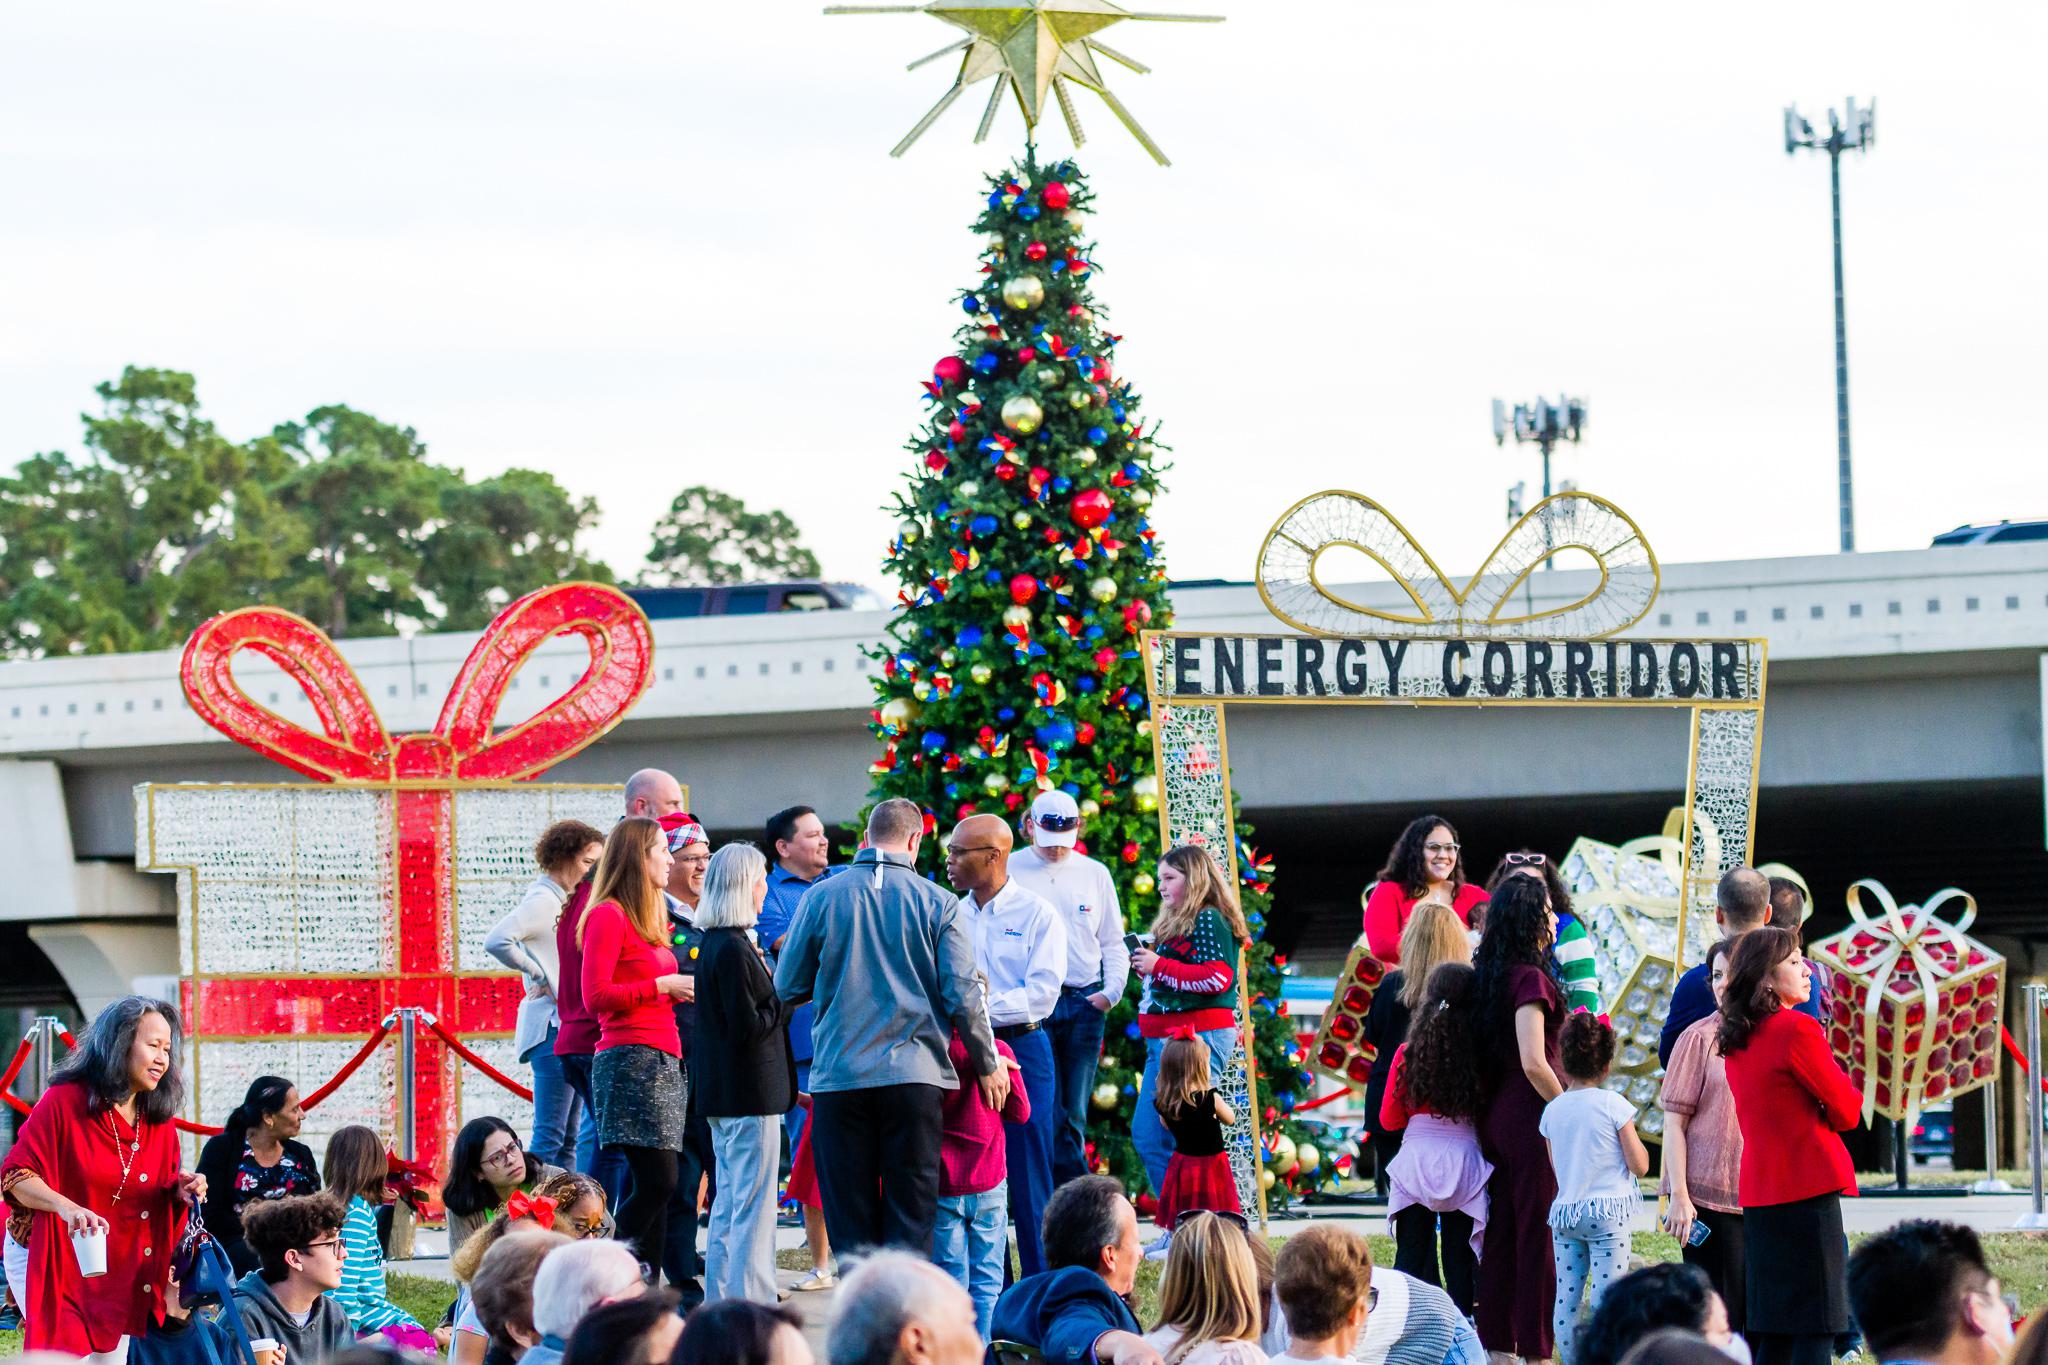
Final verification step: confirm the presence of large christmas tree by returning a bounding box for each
[866,148,1338,1204]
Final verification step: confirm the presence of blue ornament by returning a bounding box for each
[1280,1094,1295,1113]
[1060,782,1081,797]
[1111,403,1126,422]
[1124,1023,1142,1040]
[1122,462,1142,481]
[1035,718,1076,751]
[983,569,1002,586]
[1085,426,1108,446]
[987,190,1005,209]
[957,626,985,649]
[920,731,947,753]
[1084,625,1105,640]
[969,514,998,537]
[1075,676,1096,693]
[1017,203,1041,221]
[1125,693,1146,711]
[997,707,1017,722]
[1051,475,1072,494]
[973,352,1001,376]
[962,295,982,314]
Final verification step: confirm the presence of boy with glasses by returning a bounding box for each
[234,1193,354,1359]
[1848,1220,2015,1365]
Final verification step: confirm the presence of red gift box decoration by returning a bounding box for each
[1309,938,1388,1088]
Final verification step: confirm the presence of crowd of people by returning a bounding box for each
[0,793,2037,1365]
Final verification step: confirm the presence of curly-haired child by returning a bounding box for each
[1542,1009,1651,1365]
[1378,961,1490,1316]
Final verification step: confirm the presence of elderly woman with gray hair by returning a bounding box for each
[693,840,797,1303]
[1,995,208,1362]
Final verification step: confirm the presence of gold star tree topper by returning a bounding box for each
[825,0,1222,165]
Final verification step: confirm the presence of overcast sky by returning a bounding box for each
[4,2,2042,596]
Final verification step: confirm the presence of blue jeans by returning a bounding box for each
[934,1180,1009,1340]
[1133,1026,1238,1195]
[1002,1027,1059,1277]
[559,1049,630,1207]
[523,1027,582,1171]
[1045,989,1109,1186]
[785,1060,813,1165]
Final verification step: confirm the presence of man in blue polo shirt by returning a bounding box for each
[761,804,841,1291]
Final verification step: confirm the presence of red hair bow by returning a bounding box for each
[1165,1024,1198,1042]
[505,1190,558,1229]
[1571,1006,1612,1027]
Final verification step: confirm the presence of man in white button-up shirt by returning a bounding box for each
[947,813,1067,1279]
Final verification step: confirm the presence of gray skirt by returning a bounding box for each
[592,1043,687,1152]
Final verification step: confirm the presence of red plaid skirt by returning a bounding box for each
[1155,1151,1240,1229]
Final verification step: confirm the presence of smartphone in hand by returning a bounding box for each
[1124,932,1148,954]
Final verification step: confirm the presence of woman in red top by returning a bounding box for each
[1719,926,1862,1365]
[1,995,207,1360]
[1362,814,1490,963]
[578,816,692,1271]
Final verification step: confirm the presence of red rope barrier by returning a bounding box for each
[423,1016,533,1102]
[1294,1087,1353,1112]
[298,1023,396,1112]
[0,1035,34,1097]
[1999,1025,2048,1092]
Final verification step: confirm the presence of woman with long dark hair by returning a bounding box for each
[579,815,692,1271]
[1361,901,1471,1195]
[444,1116,566,1259]
[1363,815,1490,963]
[1470,873,1565,1364]
[193,1075,318,1274]
[0,996,206,1360]
[1719,927,1862,1365]
[1484,850,1599,1013]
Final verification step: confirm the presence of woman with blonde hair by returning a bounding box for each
[577,816,692,1273]
[1362,902,1471,1195]
[1131,844,1251,1202]
[1143,1211,1269,1365]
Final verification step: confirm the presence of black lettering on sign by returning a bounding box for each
[1214,638,1245,694]
[1256,637,1284,696]
[1628,643,1659,698]
[1480,642,1515,697]
[1378,640,1408,693]
[1296,639,1328,696]
[1711,643,1740,700]
[1174,639,1202,695]
[1334,640,1369,696]
[1605,641,1620,697]
[1443,640,1472,697]
[1565,641,1593,698]
[1524,641,1555,697]
[1669,643,1701,698]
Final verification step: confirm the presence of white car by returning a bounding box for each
[1931,521,2048,546]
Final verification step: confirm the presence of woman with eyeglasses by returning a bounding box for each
[1484,851,1599,1013]
[323,1124,435,1343]
[1363,815,1489,964]
[445,1117,568,1260]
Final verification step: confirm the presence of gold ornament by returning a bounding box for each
[959,480,981,498]
[985,233,1006,253]
[827,1,1223,167]
[1135,440,1156,459]
[1132,871,1155,897]
[1295,1142,1321,1175]
[1259,1168,1276,1191]
[1002,604,1032,628]
[970,662,994,685]
[1035,366,1062,387]
[1067,388,1092,410]
[1091,1082,1119,1111]
[940,648,958,667]
[1270,1133,1297,1171]
[879,696,922,731]
[1011,510,1033,530]
[1073,449,1097,466]
[1079,798,1100,818]
[1088,576,1118,603]
[1129,488,1152,507]
[984,771,1011,793]
[1131,773,1159,812]
[1001,394,1045,434]
[1001,274,1047,311]
[898,519,924,545]
[912,679,933,701]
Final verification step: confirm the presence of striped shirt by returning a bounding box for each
[330,1194,423,1333]
[1554,915,1600,1013]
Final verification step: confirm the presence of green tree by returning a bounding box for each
[426,469,611,630]
[642,486,822,586]
[864,151,1323,1204]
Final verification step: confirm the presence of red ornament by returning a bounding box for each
[1093,647,1117,671]
[1075,721,1097,744]
[1009,574,1038,606]
[1024,241,1048,261]
[946,418,967,443]
[1121,841,1140,864]
[957,803,978,820]
[1069,489,1114,530]
[993,462,1018,482]
[1042,182,1072,210]
[933,355,966,386]
[925,450,949,473]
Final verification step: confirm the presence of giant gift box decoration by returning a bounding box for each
[136,583,653,1172]
[1809,880,2003,1123]
[1308,933,1389,1088]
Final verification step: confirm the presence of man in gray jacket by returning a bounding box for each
[776,795,1009,1257]
[233,1193,355,1359]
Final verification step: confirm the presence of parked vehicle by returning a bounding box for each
[1910,1104,1954,1164]
[626,581,887,618]
[1930,521,2048,547]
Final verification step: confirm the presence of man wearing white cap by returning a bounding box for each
[1006,790,1128,1187]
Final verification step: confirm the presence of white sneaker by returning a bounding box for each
[791,1269,838,1292]
[1143,1231,1173,1261]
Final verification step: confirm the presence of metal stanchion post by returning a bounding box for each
[2015,985,2048,1228]
[28,1015,61,1099]
[397,1007,418,1163]
[1973,1078,2015,1194]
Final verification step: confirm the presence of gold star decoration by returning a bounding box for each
[824,1,1222,165]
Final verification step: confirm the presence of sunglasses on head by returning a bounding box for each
[1504,852,1547,868]
[1035,813,1079,831]
[1173,1209,1251,1231]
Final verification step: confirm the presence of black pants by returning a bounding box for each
[1392,1205,1477,1315]
[1681,1207,1745,1332]
[661,1109,715,1304]
[617,1145,679,1274]
[811,1084,944,1256]
[1369,1127,1403,1198]
[1749,1335,1833,1365]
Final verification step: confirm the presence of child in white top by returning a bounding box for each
[1540,1010,1650,1365]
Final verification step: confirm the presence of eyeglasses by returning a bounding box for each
[1423,841,1460,855]
[568,1216,608,1240]
[671,852,710,866]
[301,1238,345,1257]
[482,1142,524,1168]
[1504,852,1547,868]
[945,845,999,861]
[1173,1209,1251,1231]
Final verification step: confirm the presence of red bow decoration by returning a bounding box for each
[384,1150,437,1216]
[1165,1024,1199,1042]
[504,1190,558,1229]
[1571,1006,1613,1028]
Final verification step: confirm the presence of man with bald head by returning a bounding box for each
[624,768,686,820]
[948,812,1067,1277]
[1658,865,1774,1066]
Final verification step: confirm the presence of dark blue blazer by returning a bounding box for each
[1657,957,1828,1066]
[991,1267,1142,1365]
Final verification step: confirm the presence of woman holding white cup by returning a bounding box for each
[1,995,206,1362]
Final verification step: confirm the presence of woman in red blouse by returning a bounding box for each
[578,816,692,1272]
[1,995,207,1359]
[1719,927,1862,1365]
[1362,814,1489,963]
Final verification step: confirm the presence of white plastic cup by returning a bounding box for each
[70,1226,107,1277]
[249,1338,281,1354]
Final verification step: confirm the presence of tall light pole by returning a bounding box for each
[1493,395,1587,568]
[1785,97,1876,553]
